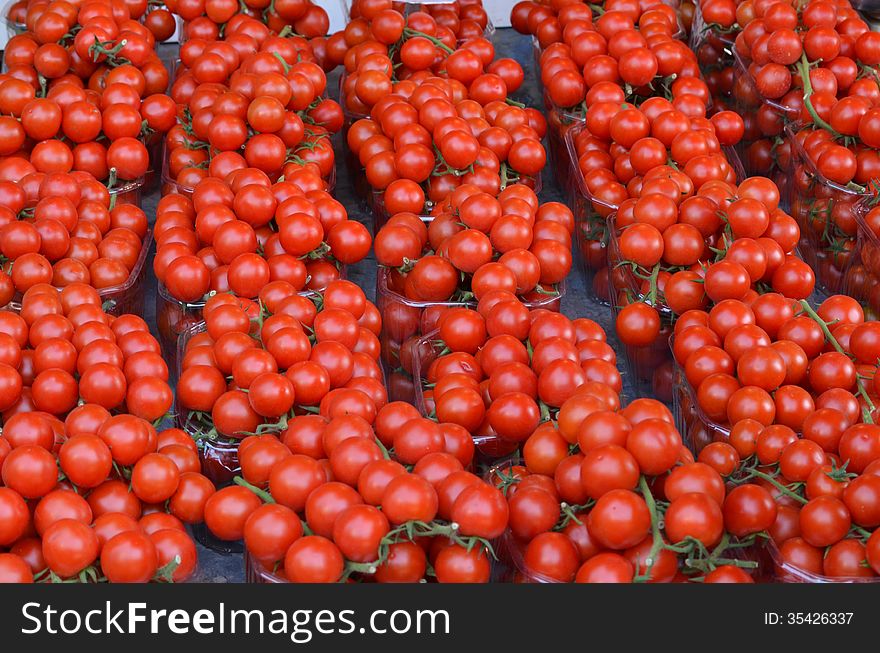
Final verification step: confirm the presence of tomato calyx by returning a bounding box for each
[88,37,130,68]
[554,501,594,530]
[34,565,106,584]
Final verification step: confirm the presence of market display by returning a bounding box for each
[0,0,879,585]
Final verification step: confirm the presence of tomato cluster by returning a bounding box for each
[153,173,371,363]
[169,0,331,44]
[176,280,383,467]
[373,186,571,401]
[673,294,880,580]
[414,306,618,460]
[164,27,342,192]
[347,90,546,217]
[0,0,182,183]
[0,170,149,303]
[0,286,216,583]
[720,0,880,296]
[337,13,500,120]
[516,0,690,112]
[489,394,774,583]
[222,413,507,583]
[4,0,880,587]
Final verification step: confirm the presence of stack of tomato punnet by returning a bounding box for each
[163,26,343,196]
[0,170,152,316]
[153,169,371,362]
[0,286,217,583]
[567,96,745,304]
[731,0,880,295]
[0,0,179,188]
[510,0,687,188]
[372,185,572,403]
[166,0,331,45]
[410,305,619,463]
[175,279,384,489]
[611,172,814,402]
[672,293,880,581]
[203,399,506,583]
[487,393,775,583]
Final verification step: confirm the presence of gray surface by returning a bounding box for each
[142,29,632,582]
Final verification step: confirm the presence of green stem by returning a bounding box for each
[634,475,665,583]
[796,54,841,138]
[233,476,276,504]
[402,27,454,54]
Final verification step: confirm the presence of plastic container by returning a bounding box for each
[244,551,286,583]
[1,0,25,37]
[844,197,880,318]
[16,229,151,317]
[542,88,585,195]
[410,330,520,461]
[606,216,675,403]
[377,267,564,402]
[764,537,879,583]
[107,174,145,208]
[376,267,473,403]
[175,321,245,553]
[156,266,343,372]
[483,458,562,583]
[670,362,732,455]
[97,229,153,316]
[787,122,864,296]
[563,122,616,305]
[731,49,797,184]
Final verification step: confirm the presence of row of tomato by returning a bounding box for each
[3,0,880,585]
[0,0,353,583]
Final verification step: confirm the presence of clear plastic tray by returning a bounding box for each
[607,215,674,403]
[244,550,285,583]
[845,196,880,319]
[731,49,798,183]
[765,537,879,583]
[98,229,153,317]
[410,329,519,462]
[376,266,564,402]
[156,262,344,373]
[376,267,474,403]
[786,122,865,296]
[1,0,25,38]
[670,362,732,455]
[175,321,243,488]
[484,458,561,583]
